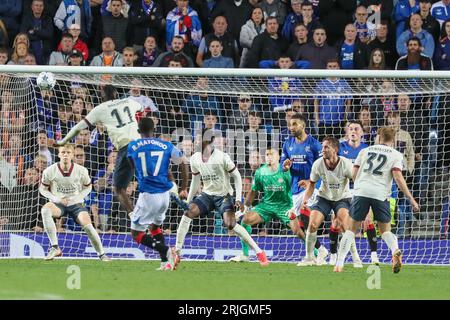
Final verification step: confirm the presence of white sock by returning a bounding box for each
[232,224,262,254]
[336,230,355,267]
[381,231,399,255]
[176,215,192,253]
[83,224,105,256]
[42,208,58,247]
[305,230,317,259]
[350,238,361,262]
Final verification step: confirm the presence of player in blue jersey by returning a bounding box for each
[281,113,329,264]
[333,120,379,265]
[127,118,189,271]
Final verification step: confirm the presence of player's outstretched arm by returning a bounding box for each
[393,170,420,212]
[178,162,190,199]
[56,120,89,146]
[230,168,243,206]
[186,174,201,203]
[301,180,316,210]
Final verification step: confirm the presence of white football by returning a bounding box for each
[36,72,56,90]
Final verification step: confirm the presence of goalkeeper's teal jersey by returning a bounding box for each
[252,165,292,207]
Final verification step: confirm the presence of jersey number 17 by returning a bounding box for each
[138,151,164,177]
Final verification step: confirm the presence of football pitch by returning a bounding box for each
[1,259,450,300]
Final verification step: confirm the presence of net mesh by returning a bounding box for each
[0,68,449,264]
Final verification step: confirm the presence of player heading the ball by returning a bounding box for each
[174,132,269,267]
[56,85,144,214]
[39,144,111,261]
[127,117,189,271]
[334,127,420,273]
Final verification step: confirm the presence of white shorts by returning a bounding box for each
[130,191,170,232]
[292,189,318,214]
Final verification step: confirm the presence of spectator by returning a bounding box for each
[297,1,320,41]
[353,5,376,44]
[227,94,258,131]
[128,78,158,116]
[397,13,435,58]
[54,0,92,41]
[68,49,85,66]
[239,6,265,67]
[295,27,338,69]
[258,0,287,26]
[202,38,234,68]
[336,23,370,69]
[0,0,22,45]
[2,133,30,185]
[395,36,434,69]
[433,18,450,70]
[57,23,89,62]
[368,48,386,69]
[286,24,308,61]
[244,16,289,68]
[415,0,441,42]
[122,46,136,67]
[128,0,163,50]
[152,35,194,67]
[431,0,450,27]
[7,41,29,65]
[196,15,239,67]
[70,97,85,123]
[166,0,202,61]
[90,37,123,66]
[367,20,398,69]
[318,0,356,46]
[358,106,377,144]
[20,0,54,65]
[36,130,53,166]
[135,35,162,67]
[49,33,74,65]
[281,0,303,42]
[393,0,419,39]
[53,105,75,142]
[23,53,37,65]
[314,58,353,140]
[102,0,130,52]
[0,47,8,64]
[360,0,394,25]
[211,0,253,42]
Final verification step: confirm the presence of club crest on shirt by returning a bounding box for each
[304,146,311,152]
[278,178,284,183]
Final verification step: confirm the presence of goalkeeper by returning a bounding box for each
[229,148,309,262]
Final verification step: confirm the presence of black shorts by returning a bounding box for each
[350,196,391,223]
[54,203,87,221]
[192,193,234,216]
[114,145,134,189]
[310,196,351,219]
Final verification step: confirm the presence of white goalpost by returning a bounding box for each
[0,65,449,265]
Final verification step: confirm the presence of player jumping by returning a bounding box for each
[127,118,189,271]
[334,127,420,273]
[298,136,362,268]
[57,85,143,214]
[281,113,328,264]
[39,144,111,261]
[174,134,269,267]
[229,149,306,262]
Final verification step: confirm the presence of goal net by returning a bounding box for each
[0,65,449,265]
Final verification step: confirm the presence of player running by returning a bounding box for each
[334,127,420,273]
[57,85,143,214]
[127,118,188,271]
[336,120,379,266]
[281,113,328,264]
[39,144,110,261]
[174,134,269,267]
[229,148,305,262]
[298,136,361,267]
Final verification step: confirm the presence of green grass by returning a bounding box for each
[1,259,450,299]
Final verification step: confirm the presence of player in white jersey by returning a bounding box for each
[298,136,362,268]
[57,85,143,214]
[174,135,269,267]
[334,127,420,273]
[39,144,110,261]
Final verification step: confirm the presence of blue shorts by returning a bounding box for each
[114,145,134,189]
[310,196,351,220]
[350,196,391,223]
[193,193,234,216]
[54,203,87,221]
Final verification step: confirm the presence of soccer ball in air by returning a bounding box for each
[36,72,56,90]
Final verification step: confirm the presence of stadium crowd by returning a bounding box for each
[0,0,449,239]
